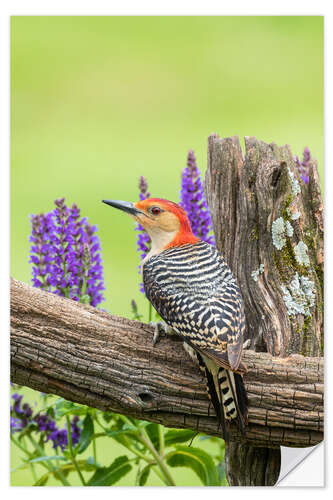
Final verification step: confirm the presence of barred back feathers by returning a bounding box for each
[143,240,248,439]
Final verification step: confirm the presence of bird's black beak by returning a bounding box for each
[102,199,141,216]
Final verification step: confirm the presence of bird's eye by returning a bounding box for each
[150,206,162,216]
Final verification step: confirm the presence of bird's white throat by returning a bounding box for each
[142,227,178,265]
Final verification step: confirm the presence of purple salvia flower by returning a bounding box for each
[135,176,152,293]
[34,413,56,433]
[10,393,34,433]
[11,391,82,450]
[180,150,215,245]
[85,223,105,307]
[52,198,78,296]
[29,213,56,290]
[47,428,68,451]
[43,415,81,451]
[136,176,151,260]
[295,147,311,184]
[29,198,105,307]
[70,415,81,447]
[11,393,24,414]
[10,417,23,433]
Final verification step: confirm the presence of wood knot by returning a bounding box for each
[138,392,154,403]
[271,164,282,187]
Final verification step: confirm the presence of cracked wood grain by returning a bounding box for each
[10,277,323,449]
[205,134,323,357]
[204,133,324,485]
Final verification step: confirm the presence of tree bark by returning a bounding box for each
[204,134,323,485]
[225,441,281,486]
[11,277,323,450]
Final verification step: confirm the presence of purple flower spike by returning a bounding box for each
[10,393,34,432]
[85,223,105,307]
[29,213,57,290]
[11,391,81,451]
[47,428,68,451]
[70,415,81,447]
[136,176,152,293]
[180,150,215,245]
[29,198,105,307]
[295,147,311,184]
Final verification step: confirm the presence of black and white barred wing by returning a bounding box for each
[143,258,246,373]
[202,285,246,372]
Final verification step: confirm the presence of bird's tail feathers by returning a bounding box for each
[234,372,248,425]
[195,353,247,441]
[196,353,229,442]
[218,368,248,436]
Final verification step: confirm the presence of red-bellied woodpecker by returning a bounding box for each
[103,197,248,440]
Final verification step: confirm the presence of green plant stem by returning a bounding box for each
[117,416,174,485]
[29,462,38,483]
[148,301,152,322]
[22,436,38,482]
[54,448,61,469]
[27,435,71,486]
[92,436,97,465]
[118,414,132,425]
[11,435,33,458]
[158,424,165,457]
[94,414,109,432]
[94,414,169,485]
[66,416,86,486]
[139,428,175,486]
[93,430,166,484]
[10,435,52,477]
[121,435,166,484]
[96,415,168,485]
[11,435,48,474]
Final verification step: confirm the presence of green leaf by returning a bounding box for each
[34,474,50,486]
[62,450,72,461]
[10,463,30,473]
[166,446,219,486]
[199,435,221,445]
[164,429,197,447]
[217,461,226,485]
[85,457,100,470]
[144,423,160,451]
[105,429,134,438]
[55,399,87,417]
[80,294,91,304]
[198,435,212,441]
[29,456,67,464]
[137,464,151,486]
[77,414,94,454]
[87,456,132,486]
[104,431,130,449]
[136,420,151,428]
[102,411,114,423]
[63,459,98,473]
[122,423,140,432]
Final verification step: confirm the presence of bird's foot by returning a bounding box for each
[243,339,251,350]
[149,321,175,346]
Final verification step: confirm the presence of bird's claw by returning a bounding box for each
[150,321,165,346]
[243,339,251,350]
[150,321,174,346]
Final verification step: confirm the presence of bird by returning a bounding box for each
[102,197,248,441]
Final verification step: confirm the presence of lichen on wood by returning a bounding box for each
[204,134,323,486]
[205,134,323,358]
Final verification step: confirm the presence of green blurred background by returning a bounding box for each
[10,16,323,485]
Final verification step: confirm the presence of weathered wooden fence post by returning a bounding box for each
[204,134,323,486]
